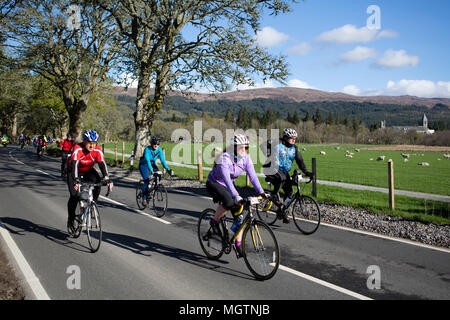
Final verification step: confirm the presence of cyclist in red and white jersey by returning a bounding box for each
[66,129,113,233]
[60,133,73,178]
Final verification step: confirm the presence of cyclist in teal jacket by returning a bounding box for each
[139,136,172,203]
[263,128,314,223]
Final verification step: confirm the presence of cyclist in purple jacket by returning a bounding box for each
[206,134,267,257]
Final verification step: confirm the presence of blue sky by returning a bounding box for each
[249,0,450,98]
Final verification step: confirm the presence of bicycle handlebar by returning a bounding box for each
[79,181,112,197]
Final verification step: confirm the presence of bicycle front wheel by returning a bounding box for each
[152,184,168,217]
[291,195,321,235]
[197,209,224,260]
[87,203,102,252]
[136,180,147,210]
[242,220,279,280]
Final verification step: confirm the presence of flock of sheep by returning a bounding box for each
[314,147,450,167]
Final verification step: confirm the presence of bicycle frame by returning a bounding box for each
[222,197,263,246]
[267,170,310,211]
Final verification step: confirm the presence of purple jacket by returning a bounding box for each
[207,152,264,197]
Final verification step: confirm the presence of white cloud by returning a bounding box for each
[234,79,277,91]
[386,80,450,98]
[116,72,139,88]
[288,42,312,56]
[340,80,450,98]
[255,26,289,48]
[340,46,377,63]
[287,79,316,89]
[316,24,397,44]
[376,49,419,68]
[341,85,362,96]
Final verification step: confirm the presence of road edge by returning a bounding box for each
[0,218,50,300]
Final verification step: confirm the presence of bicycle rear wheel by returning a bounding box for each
[291,195,321,235]
[152,184,168,217]
[87,203,102,252]
[197,209,224,260]
[256,190,278,225]
[136,180,147,210]
[242,220,279,280]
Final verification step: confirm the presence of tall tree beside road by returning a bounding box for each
[100,0,294,158]
[1,0,122,139]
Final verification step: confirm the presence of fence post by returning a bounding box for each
[246,172,250,187]
[101,143,104,154]
[388,160,395,210]
[130,150,135,170]
[114,142,118,166]
[197,150,203,181]
[122,142,125,166]
[312,157,317,197]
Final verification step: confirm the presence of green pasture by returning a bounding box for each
[101,141,450,224]
[102,142,450,196]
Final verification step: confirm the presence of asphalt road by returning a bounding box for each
[0,144,449,300]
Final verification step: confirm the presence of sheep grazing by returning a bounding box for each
[404,159,409,162]
[345,154,353,158]
[443,153,450,159]
[418,162,430,166]
[377,156,385,161]
[354,148,360,152]
[401,153,410,158]
[320,151,326,155]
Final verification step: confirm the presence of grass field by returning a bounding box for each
[100,141,450,224]
[102,141,450,196]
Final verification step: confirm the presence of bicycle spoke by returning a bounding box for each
[197,209,224,260]
[152,184,168,217]
[87,204,102,252]
[291,196,321,235]
[243,220,279,280]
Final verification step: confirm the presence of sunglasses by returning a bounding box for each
[86,142,97,147]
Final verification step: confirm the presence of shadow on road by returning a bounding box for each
[0,217,92,253]
[101,230,254,280]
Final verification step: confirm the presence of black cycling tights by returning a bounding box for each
[67,168,101,221]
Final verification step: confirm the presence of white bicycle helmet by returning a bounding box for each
[282,128,297,139]
[230,134,249,146]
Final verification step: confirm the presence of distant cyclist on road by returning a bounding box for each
[36,135,47,157]
[139,136,172,205]
[206,134,267,257]
[66,129,113,233]
[60,133,74,178]
[263,128,314,223]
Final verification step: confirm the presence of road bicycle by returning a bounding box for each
[257,169,321,235]
[68,181,111,252]
[135,171,168,217]
[61,152,71,179]
[198,196,280,280]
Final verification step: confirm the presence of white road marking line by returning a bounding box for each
[274,264,373,300]
[0,219,51,300]
[99,195,171,225]
[36,169,57,179]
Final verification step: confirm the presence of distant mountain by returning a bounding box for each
[111,86,450,109]
[110,86,450,128]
